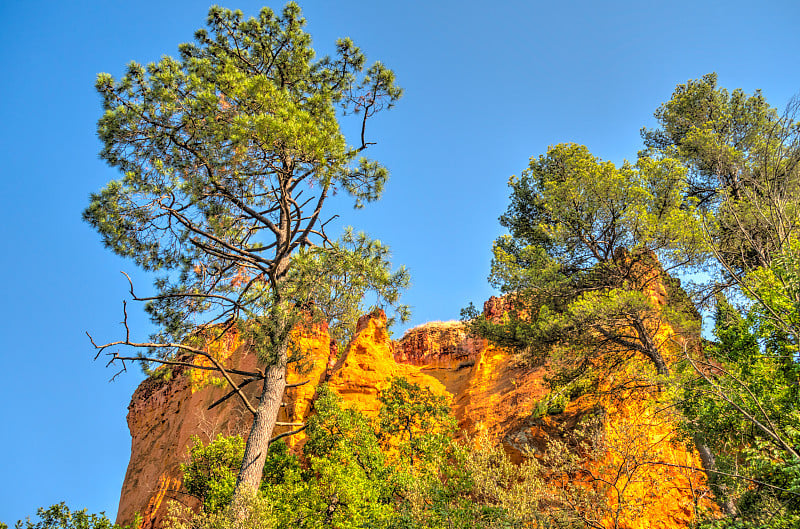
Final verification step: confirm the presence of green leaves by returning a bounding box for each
[636,74,800,525]
[181,435,300,514]
[642,73,779,205]
[743,238,800,346]
[181,435,246,513]
[378,377,455,467]
[285,228,410,345]
[174,378,566,528]
[87,2,406,368]
[471,142,701,382]
[495,143,702,279]
[459,73,800,527]
[644,73,800,278]
[270,385,396,528]
[677,296,800,525]
[13,504,116,529]
[87,4,407,503]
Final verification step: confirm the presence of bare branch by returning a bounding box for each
[643,460,800,497]
[208,376,262,411]
[270,425,307,444]
[107,354,261,379]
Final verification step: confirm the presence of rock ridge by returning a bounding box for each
[117,297,709,529]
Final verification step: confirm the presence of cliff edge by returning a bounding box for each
[117,299,709,529]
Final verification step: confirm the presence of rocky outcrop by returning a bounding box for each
[117,296,710,529]
[326,310,447,417]
[394,318,551,445]
[394,320,484,400]
[116,325,331,529]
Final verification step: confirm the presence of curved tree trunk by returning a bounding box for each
[635,325,738,515]
[694,435,738,516]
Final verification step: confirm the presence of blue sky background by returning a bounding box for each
[1,0,798,524]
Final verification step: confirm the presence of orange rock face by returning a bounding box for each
[116,302,710,529]
[116,325,331,529]
[326,310,447,417]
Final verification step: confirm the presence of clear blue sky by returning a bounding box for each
[1,0,798,524]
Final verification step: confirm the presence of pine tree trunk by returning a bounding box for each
[232,348,287,499]
[651,352,670,378]
[694,436,738,516]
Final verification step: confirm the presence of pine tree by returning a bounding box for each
[85,3,407,499]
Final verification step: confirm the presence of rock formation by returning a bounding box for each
[116,297,710,529]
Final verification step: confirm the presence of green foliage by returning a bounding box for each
[643,73,800,277]
[86,2,407,501]
[264,386,396,528]
[495,143,700,273]
[85,1,406,366]
[530,370,598,419]
[182,435,245,513]
[260,438,301,487]
[181,434,298,513]
[392,435,547,529]
[743,237,800,348]
[165,491,275,529]
[678,296,800,525]
[13,504,116,529]
[466,74,800,526]
[466,143,702,389]
[378,376,455,466]
[643,73,782,208]
[641,74,800,525]
[175,378,558,528]
[286,228,410,346]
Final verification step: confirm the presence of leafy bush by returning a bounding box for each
[181,435,245,513]
[181,434,299,513]
[12,504,116,529]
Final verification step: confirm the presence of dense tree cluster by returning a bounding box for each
[466,73,800,526]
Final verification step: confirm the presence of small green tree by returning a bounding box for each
[85,3,407,502]
[13,504,116,529]
[181,435,245,513]
[181,434,299,513]
[378,376,454,467]
[275,386,396,528]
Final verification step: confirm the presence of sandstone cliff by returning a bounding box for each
[116,324,332,528]
[116,299,709,529]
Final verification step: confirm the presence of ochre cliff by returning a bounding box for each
[116,324,332,529]
[326,311,447,417]
[117,299,710,529]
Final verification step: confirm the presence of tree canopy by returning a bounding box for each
[644,72,800,277]
[85,3,407,499]
[465,142,702,381]
[465,74,800,525]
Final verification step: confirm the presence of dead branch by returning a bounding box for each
[643,460,800,497]
[270,425,307,444]
[208,376,262,411]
